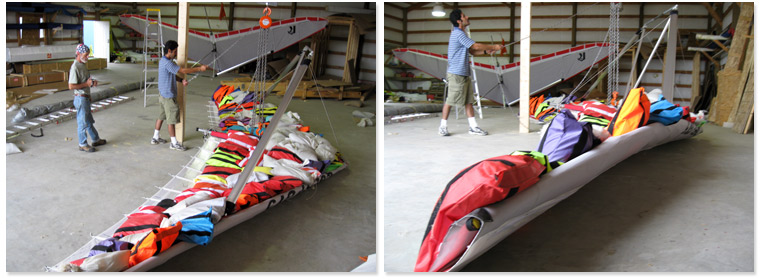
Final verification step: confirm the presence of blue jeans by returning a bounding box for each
[74,96,100,147]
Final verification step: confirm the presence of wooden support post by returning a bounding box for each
[519,2,530,133]
[291,2,297,18]
[228,2,235,31]
[95,3,101,20]
[402,8,408,47]
[629,46,638,90]
[176,2,189,143]
[711,39,729,52]
[700,50,720,66]
[702,3,723,30]
[509,2,515,63]
[690,52,701,106]
[571,3,577,47]
[343,19,359,84]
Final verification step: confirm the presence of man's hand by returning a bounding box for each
[182,79,189,86]
[86,78,94,87]
[200,65,209,71]
[92,79,98,87]
[485,49,497,55]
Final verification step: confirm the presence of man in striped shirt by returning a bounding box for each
[153,40,209,151]
[440,9,503,136]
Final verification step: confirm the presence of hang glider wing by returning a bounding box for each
[393,43,613,105]
[119,15,327,75]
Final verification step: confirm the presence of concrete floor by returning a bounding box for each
[383,106,753,272]
[5,62,376,272]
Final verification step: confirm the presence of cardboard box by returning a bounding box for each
[42,71,65,83]
[24,73,46,86]
[86,60,98,70]
[21,71,66,86]
[40,62,57,73]
[6,75,24,88]
[53,70,68,82]
[57,61,73,71]
[22,64,42,74]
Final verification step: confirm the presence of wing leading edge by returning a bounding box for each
[119,14,327,75]
[392,43,613,105]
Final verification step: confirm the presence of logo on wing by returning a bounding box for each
[578,52,586,61]
[288,26,296,35]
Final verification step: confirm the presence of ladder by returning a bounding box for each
[465,27,484,119]
[142,8,164,107]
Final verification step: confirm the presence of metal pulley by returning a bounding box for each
[259,7,272,29]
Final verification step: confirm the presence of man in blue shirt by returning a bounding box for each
[153,40,209,151]
[439,9,503,136]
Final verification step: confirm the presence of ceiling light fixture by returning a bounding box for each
[432,3,445,17]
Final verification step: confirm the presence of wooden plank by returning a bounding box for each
[728,31,753,128]
[743,105,753,134]
[709,2,753,125]
[385,26,403,33]
[176,2,189,143]
[385,13,402,21]
[725,2,753,70]
[710,70,742,124]
[702,3,723,29]
[571,3,577,46]
[6,81,69,108]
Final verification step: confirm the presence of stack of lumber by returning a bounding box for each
[707,2,753,132]
[7,58,108,89]
[220,77,373,101]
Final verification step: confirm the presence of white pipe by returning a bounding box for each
[634,18,671,89]
[519,2,531,133]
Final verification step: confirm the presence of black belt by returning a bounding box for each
[74,94,90,98]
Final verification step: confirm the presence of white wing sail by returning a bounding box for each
[392,43,613,105]
[119,15,327,75]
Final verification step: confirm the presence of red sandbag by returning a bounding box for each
[415,155,545,272]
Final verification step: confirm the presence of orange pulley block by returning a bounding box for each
[259,7,272,29]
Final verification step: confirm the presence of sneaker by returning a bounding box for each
[79,145,96,152]
[151,137,167,145]
[170,142,187,151]
[439,126,450,136]
[468,127,488,136]
[92,139,107,146]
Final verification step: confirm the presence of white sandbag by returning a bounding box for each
[6,143,22,155]
[79,250,130,272]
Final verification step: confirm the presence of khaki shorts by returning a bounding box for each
[158,96,180,124]
[445,73,474,106]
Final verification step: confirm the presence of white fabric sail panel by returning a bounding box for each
[442,119,702,271]
[119,15,327,75]
[6,44,77,63]
[393,43,612,105]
